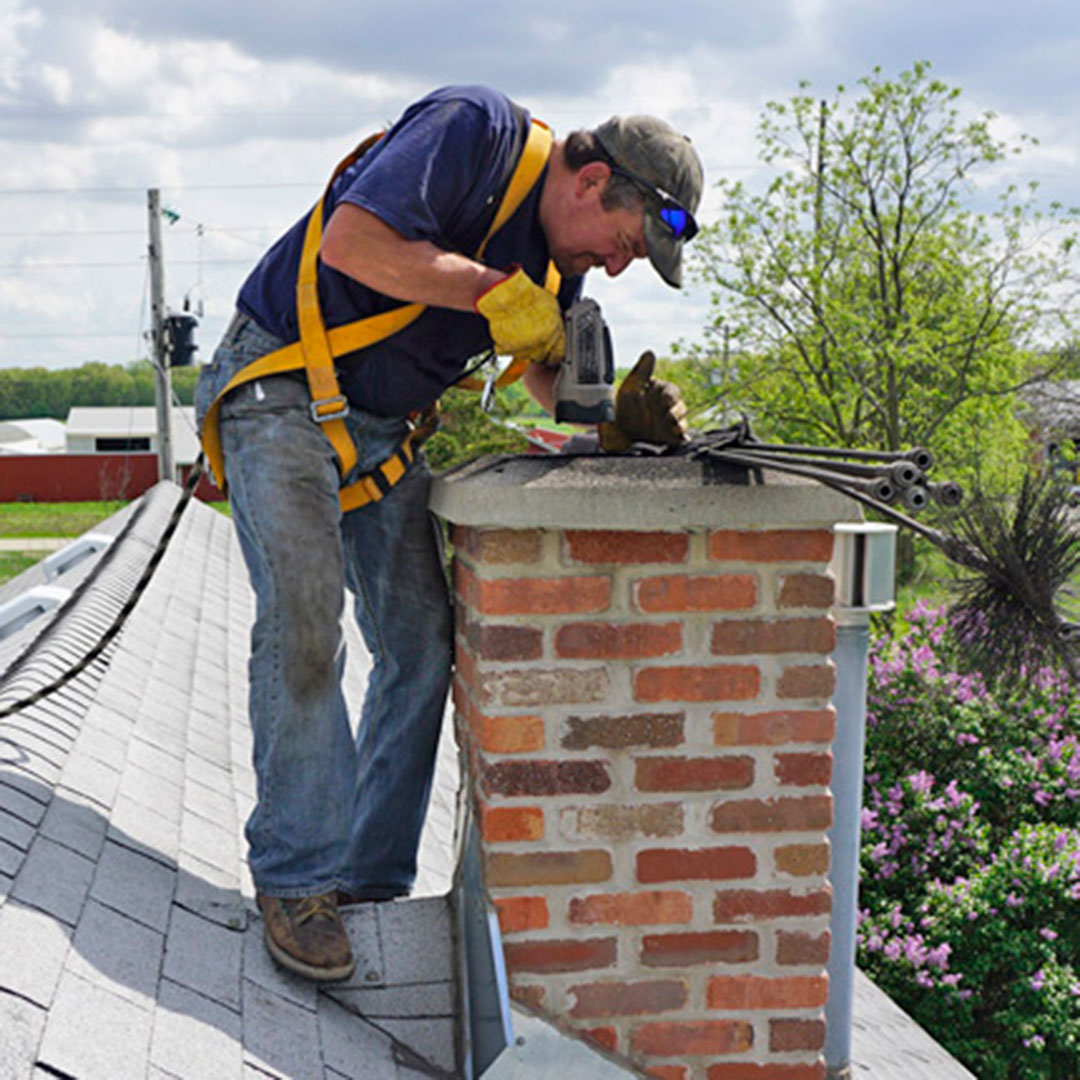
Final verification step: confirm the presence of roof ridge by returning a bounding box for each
[0,482,186,797]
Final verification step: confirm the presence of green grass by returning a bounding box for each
[0,500,128,538]
[0,551,43,586]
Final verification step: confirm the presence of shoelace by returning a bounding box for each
[288,893,338,926]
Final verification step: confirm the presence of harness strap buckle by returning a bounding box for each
[310,395,350,424]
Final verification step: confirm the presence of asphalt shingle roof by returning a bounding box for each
[0,479,978,1080]
[0,482,458,1079]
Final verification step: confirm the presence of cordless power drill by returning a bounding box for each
[553,299,616,425]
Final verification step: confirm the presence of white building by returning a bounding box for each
[64,405,201,464]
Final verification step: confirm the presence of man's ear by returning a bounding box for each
[573,160,611,197]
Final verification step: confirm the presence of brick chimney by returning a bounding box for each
[432,456,855,1080]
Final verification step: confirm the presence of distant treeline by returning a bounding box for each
[0,361,199,420]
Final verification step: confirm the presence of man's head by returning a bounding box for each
[543,115,703,287]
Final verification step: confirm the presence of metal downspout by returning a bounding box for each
[826,523,896,1080]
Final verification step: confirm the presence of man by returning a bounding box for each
[195,84,703,982]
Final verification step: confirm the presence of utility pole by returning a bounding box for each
[147,188,175,483]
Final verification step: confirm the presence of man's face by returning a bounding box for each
[547,166,648,280]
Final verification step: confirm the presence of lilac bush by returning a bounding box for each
[858,604,1080,1078]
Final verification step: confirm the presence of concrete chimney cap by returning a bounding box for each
[430,454,861,531]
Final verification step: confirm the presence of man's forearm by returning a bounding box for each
[521,362,558,414]
[320,203,505,312]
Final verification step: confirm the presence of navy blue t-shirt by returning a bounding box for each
[237,85,581,417]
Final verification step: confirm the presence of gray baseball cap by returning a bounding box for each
[594,114,704,288]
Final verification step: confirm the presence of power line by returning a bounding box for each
[0,258,251,271]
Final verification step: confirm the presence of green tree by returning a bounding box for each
[0,360,197,420]
[691,61,1078,489]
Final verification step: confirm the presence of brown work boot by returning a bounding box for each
[257,892,355,982]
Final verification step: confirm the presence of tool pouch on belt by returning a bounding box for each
[201,111,559,513]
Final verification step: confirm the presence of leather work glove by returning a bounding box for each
[599,350,690,452]
[475,267,565,368]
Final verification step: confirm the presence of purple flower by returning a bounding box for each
[1039,928,1058,941]
[1031,970,1046,991]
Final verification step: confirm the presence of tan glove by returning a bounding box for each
[475,268,565,368]
[599,350,689,452]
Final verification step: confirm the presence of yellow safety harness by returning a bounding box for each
[201,118,561,512]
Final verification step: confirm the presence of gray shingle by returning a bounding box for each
[377,898,453,987]
[90,838,177,933]
[119,763,184,820]
[0,836,22,877]
[109,797,180,865]
[242,979,323,1080]
[317,996,402,1080]
[67,898,165,1007]
[0,989,46,1077]
[38,971,154,1080]
[57,751,121,809]
[151,978,244,1080]
[10,835,94,926]
[242,920,318,1013]
[180,807,239,871]
[0,901,71,1007]
[0,776,47,825]
[162,905,244,1011]
[0,807,35,850]
[174,851,246,929]
[39,788,109,860]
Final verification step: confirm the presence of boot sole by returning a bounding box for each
[263,926,356,983]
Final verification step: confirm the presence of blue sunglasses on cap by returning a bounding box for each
[609,163,699,242]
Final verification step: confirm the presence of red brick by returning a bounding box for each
[562,712,685,750]
[473,573,612,616]
[713,889,832,923]
[453,526,543,565]
[710,617,835,656]
[713,709,836,747]
[706,975,829,1010]
[649,1068,688,1080]
[777,572,835,609]
[637,847,756,884]
[487,849,613,887]
[635,755,754,793]
[555,621,682,660]
[775,753,832,787]
[775,844,831,877]
[569,891,693,927]
[635,574,758,613]
[477,666,610,709]
[710,796,833,834]
[770,1018,826,1052]
[481,805,545,843]
[466,622,544,661]
[777,930,831,966]
[582,1026,618,1052]
[495,896,549,934]
[641,930,759,967]
[484,759,610,797]
[708,529,833,563]
[569,979,688,1018]
[635,664,760,703]
[473,713,546,754]
[510,984,546,1009]
[776,664,835,701]
[565,530,689,565]
[708,1065,825,1080]
[631,1020,753,1057]
[504,937,617,974]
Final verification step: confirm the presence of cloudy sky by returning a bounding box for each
[0,0,1077,380]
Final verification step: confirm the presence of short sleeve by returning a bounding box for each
[336,98,497,247]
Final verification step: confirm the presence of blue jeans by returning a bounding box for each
[195,314,453,898]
